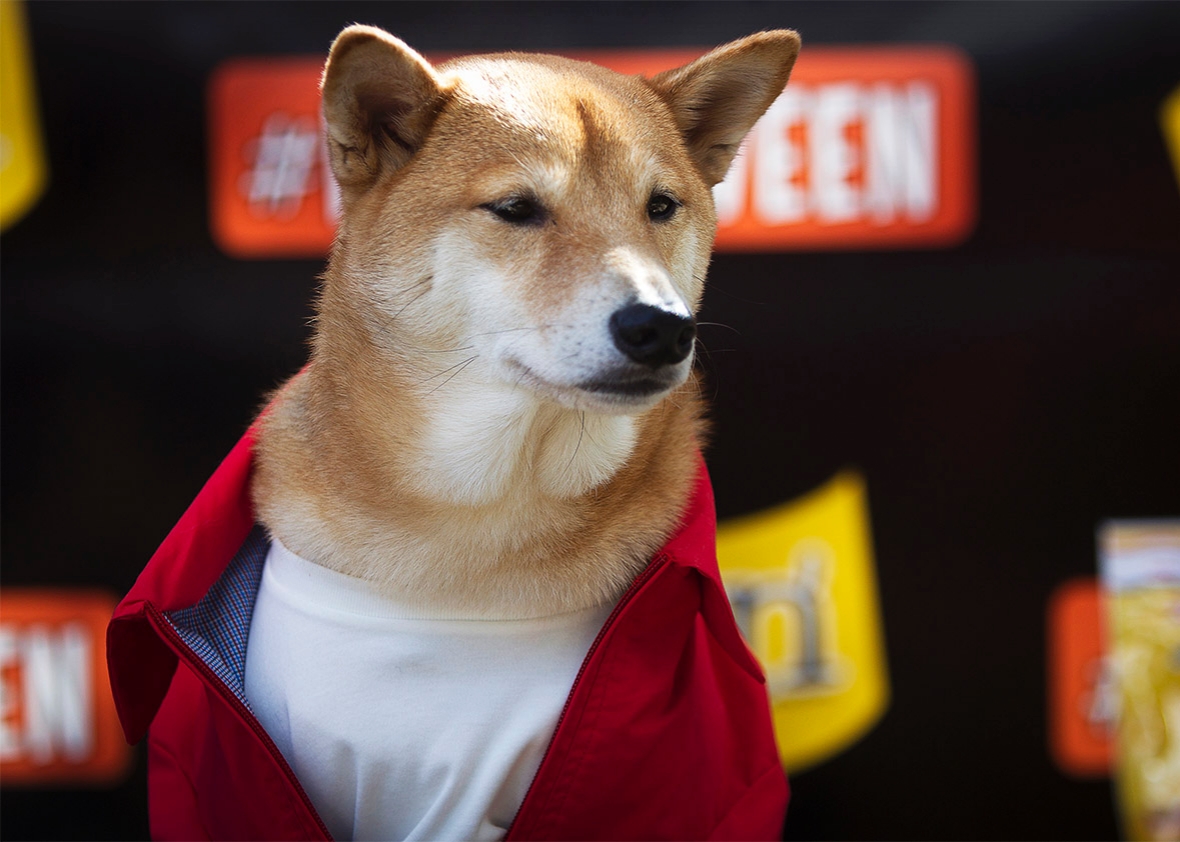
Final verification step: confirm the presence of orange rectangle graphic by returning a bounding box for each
[0,589,131,785]
[208,45,975,259]
[1046,578,1113,778]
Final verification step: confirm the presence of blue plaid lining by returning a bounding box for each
[165,525,270,710]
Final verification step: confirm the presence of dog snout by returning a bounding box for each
[609,303,696,367]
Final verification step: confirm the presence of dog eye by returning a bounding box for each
[647,193,681,222]
[482,197,545,225]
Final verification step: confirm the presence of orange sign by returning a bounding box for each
[208,45,976,258]
[1046,578,1113,777]
[207,58,332,259]
[714,47,975,250]
[0,589,131,785]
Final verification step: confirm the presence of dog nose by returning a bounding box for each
[609,303,696,367]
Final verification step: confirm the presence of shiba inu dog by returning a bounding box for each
[251,25,800,618]
[106,23,804,839]
[218,24,802,840]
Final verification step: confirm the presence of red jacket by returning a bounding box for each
[107,426,788,840]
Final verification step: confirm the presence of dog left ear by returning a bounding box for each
[648,30,801,186]
[320,25,448,194]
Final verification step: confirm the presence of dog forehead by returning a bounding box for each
[437,55,679,171]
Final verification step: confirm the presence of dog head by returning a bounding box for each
[319,26,799,414]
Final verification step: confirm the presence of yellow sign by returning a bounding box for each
[718,471,889,772]
[1101,521,1180,842]
[0,0,47,230]
[1163,84,1180,192]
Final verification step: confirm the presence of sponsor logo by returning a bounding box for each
[1046,578,1113,777]
[1162,84,1180,191]
[0,590,130,785]
[714,47,975,250]
[0,0,47,230]
[208,46,975,258]
[717,472,889,772]
[207,58,335,259]
[1098,521,1180,839]
[729,539,855,699]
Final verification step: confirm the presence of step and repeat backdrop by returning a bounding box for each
[3,1,1179,839]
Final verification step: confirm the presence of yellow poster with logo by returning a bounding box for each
[1163,84,1180,192]
[0,0,47,230]
[1101,521,1180,842]
[717,471,889,772]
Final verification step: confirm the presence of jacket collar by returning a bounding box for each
[107,425,726,744]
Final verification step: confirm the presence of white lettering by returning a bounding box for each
[752,87,809,224]
[902,82,937,220]
[863,82,937,223]
[240,112,321,220]
[863,83,903,224]
[0,628,20,762]
[729,541,852,697]
[811,83,861,223]
[732,80,940,228]
[712,141,748,227]
[19,623,93,764]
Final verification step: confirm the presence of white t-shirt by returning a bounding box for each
[243,539,611,842]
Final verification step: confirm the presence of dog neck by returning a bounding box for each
[250,328,701,618]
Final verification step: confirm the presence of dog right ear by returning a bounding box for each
[320,25,447,193]
[648,30,800,186]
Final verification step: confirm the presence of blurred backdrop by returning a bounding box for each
[2,1,1179,839]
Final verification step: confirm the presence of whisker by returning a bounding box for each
[418,355,479,386]
[465,326,540,338]
[360,280,434,348]
[564,412,587,473]
[464,323,571,340]
[696,321,741,335]
[389,284,432,322]
[416,345,476,354]
[704,280,768,307]
[423,355,480,395]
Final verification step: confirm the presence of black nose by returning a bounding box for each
[609,303,696,367]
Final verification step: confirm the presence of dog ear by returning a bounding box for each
[648,30,801,186]
[320,25,447,192]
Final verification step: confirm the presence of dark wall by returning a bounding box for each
[3,2,1179,839]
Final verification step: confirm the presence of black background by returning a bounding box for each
[3,2,1179,840]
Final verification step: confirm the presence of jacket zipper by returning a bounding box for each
[145,602,336,842]
[504,552,671,839]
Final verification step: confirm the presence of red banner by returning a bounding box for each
[208,45,975,258]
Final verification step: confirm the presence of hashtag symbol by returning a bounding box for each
[239,112,322,219]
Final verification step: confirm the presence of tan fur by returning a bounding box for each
[251,26,800,619]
